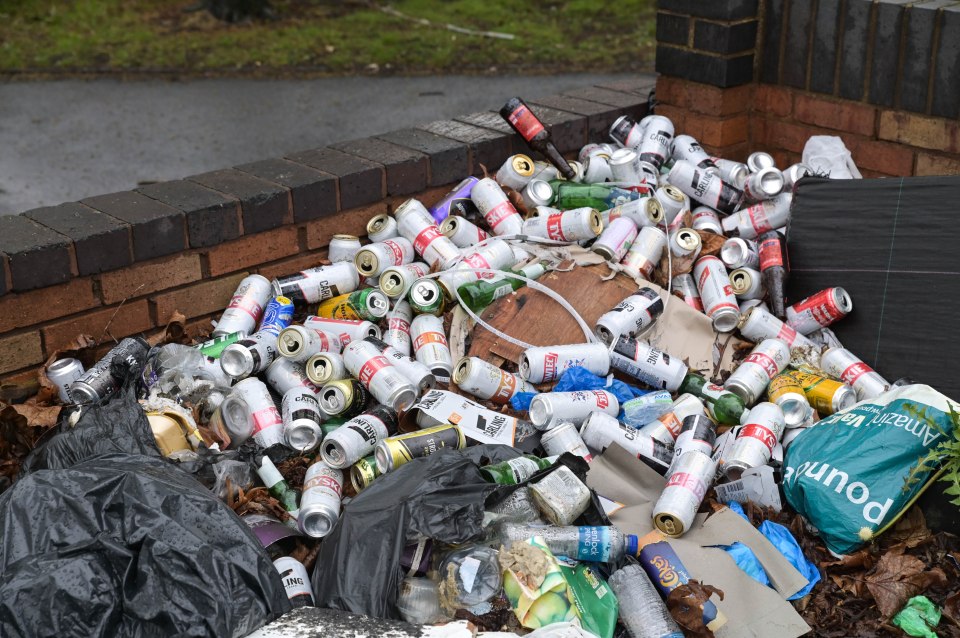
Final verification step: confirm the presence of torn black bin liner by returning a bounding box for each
[0,379,290,637]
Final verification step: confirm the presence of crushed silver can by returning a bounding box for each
[529,465,592,525]
[452,356,536,404]
[471,177,524,236]
[214,274,273,337]
[653,449,716,537]
[328,234,363,264]
[539,420,593,462]
[320,405,397,469]
[69,337,150,404]
[820,347,891,401]
[529,390,620,430]
[720,237,760,270]
[299,460,343,538]
[692,255,741,333]
[619,226,666,279]
[282,387,324,452]
[410,314,453,382]
[342,340,418,412]
[519,343,611,384]
[785,287,853,334]
[440,215,489,248]
[595,287,664,345]
[724,338,791,405]
[593,216,638,262]
[724,401,785,480]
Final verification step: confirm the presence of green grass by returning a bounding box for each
[0,0,655,76]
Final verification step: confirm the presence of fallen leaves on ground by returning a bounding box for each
[666,580,724,638]
[865,545,948,618]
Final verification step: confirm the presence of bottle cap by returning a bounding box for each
[626,533,640,557]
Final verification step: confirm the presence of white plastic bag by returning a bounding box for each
[801,135,862,179]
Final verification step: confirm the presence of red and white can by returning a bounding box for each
[720,237,760,270]
[383,299,413,355]
[529,390,620,430]
[440,238,516,292]
[342,340,418,412]
[214,274,273,337]
[620,226,666,279]
[379,262,429,300]
[410,314,453,382]
[367,213,400,243]
[354,237,415,278]
[654,185,688,225]
[638,393,707,447]
[519,343,610,384]
[692,255,740,333]
[452,356,535,404]
[738,305,815,351]
[691,206,723,234]
[724,339,790,405]
[303,316,380,347]
[593,217,639,262]
[522,207,603,242]
[603,197,664,228]
[328,235,362,263]
[394,198,461,270]
[669,228,702,259]
[729,267,764,300]
[721,194,792,239]
[666,160,743,215]
[495,154,536,191]
[232,377,285,449]
[724,402,785,480]
[672,273,704,312]
[653,449,716,537]
[820,347,890,401]
[440,215,489,248]
[277,325,343,364]
[471,178,524,236]
[786,287,853,334]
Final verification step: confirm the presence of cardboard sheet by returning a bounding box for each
[587,445,810,638]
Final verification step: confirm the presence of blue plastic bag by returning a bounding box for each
[510,366,649,412]
[713,542,771,588]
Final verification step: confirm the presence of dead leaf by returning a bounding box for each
[696,230,726,257]
[666,579,724,638]
[864,546,948,618]
[12,401,61,428]
[829,573,868,598]
[882,506,931,549]
[943,591,960,627]
[148,310,189,347]
[821,549,876,572]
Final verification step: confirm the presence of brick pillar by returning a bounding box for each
[654,0,760,161]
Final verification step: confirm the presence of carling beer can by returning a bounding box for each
[265,357,317,395]
[714,158,749,189]
[579,411,673,474]
[407,278,446,316]
[316,289,390,322]
[720,194,792,239]
[472,177,524,236]
[609,115,646,149]
[440,215,489,248]
[720,237,760,270]
[342,340,418,412]
[610,337,688,392]
[637,115,674,169]
[220,331,278,380]
[654,185,687,225]
[522,207,603,242]
[274,557,314,608]
[428,176,479,224]
[47,357,85,403]
[783,163,812,191]
[303,316,380,346]
[580,142,615,163]
[619,226,666,279]
[305,352,348,386]
[439,238,517,293]
[375,424,466,473]
[232,377,285,448]
[738,306,816,351]
[529,390,620,430]
[820,347,890,401]
[595,287,664,344]
[522,179,556,211]
[320,404,397,469]
[354,237,415,277]
[653,450,716,537]
[724,339,790,405]
[328,234,362,263]
[272,262,360,305]
[282,387,324,452]
[691,206,723,234]
[529,465,592,525]
[583,152,614,184]
[519,343,611,384]
[669,228,702,258]
[384,299,413,355]
[742,166,784,203]
[603,196,664,228]
[277,325,343,364]
[364,336,436,393]
[452,356,535,404]
[673,273,704,312]
[367,213,400,243]
[638,393,707,447]
[317,378,371,419]
[670,414,717,470]
[593,216,638,262]
[608,148,645,185]
[786,287,853,334]
[672,135,719,173]
[214,274,273,337]
[666,160,743,215]
[394,198,461,269]
[380,262,429,300]
[496,154,536,191]
[69,338,149,404]
[785,369,857,415]
[299,460,343,538]
[724,402,785,480]
[693,255,740,333]
[350,455,380,493]
[410,314,453,381]
[257,296,294,335]
[767,373,813,427]
[540,420,593,461]
[729,267,764,300]
[747,151,776,173]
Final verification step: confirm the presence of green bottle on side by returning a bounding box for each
[678,373,746,425]
[481,455,555,485]
[550,180,640,210]
[456,262,547,313]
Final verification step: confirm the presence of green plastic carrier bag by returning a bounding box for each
[783,384,957,555]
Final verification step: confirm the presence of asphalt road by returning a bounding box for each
[0,74,647,215]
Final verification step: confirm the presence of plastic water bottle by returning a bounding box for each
[608,563,683,638]
[622,390,673,427]
[496,522,638,563]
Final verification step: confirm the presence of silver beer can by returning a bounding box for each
[671,134,719,173]
[653,449,716,537]
[354,237,415,278]
[367,213,400,243]
[282,387,324,452]
[669,228,702,259]
[654,185,687,225]
[495,154,536,191]
[579,411,672,474]
[342,340,418,413]
[521,179,556,211]
[724,339,791,405]
[299,460,343,538]
[603,197,664,228]
[364,336,436,394]
[266,357,318,395]
[379,262,429,300]
[220,330,279,380]
[668,414,718,473]
[522,207,603,242]
[595,287,664,345]
[692,255,741,333]
[713,158,749,189]
[724,401,785,480]
[472,177,524,236]
[328,234,362,264]
[592,217,638,262]
[721,194,792,239]
[519,343,611,384]
[729,267,764,300]
[529,390,619,430]
[410,314,453,382]
[609,115,646,149]
[439,238,516,294]
[232,377,285,448]
[820,347,890,401]
[302,316,380,347]
[320,405,396,469]
[305,352,349,386]
[383,299,414,355]
[783,163,812,191]
[452,356,535,404]
[673,273,704,312]
[394,198,461,270]
[214,274,273,337]
[539,420,593,462]
[620,226,666,279]
[742,166,784,203]
[610,337,689,392]
[747,151,776,173]
[637,393,708,446]
[609,147,645,185]
[690,206,723,234]
[637,115,674,170]
[277,325,343,364]
[583,152,614,184]
[720,237,760,270]
[271,262,360,305]
[46,357,85,403]
[738,305,816,352]
[440,215,489,248]
[666,160,743,215]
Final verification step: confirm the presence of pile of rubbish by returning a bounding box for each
[1,97,958,638]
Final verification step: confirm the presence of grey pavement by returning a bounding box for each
[0,74,647,215]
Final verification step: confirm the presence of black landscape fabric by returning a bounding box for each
[788,175,960,399]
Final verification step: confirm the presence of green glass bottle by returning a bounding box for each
[481,455,556,485]
[196,332,241,359]
[456,262,547,313]
[550,180,640,210]
[679,373,746,425]
[256,456,300,524]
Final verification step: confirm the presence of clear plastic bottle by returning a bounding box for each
[495,522,638,563]
[608,564,684,638]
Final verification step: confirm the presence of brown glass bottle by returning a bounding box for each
[500,97,576,179]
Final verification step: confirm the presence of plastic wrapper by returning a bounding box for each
[892,596,941,638]
[510,366,649,412]
[714,541,771,589]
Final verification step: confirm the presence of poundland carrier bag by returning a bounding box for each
[783,384,956,555]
